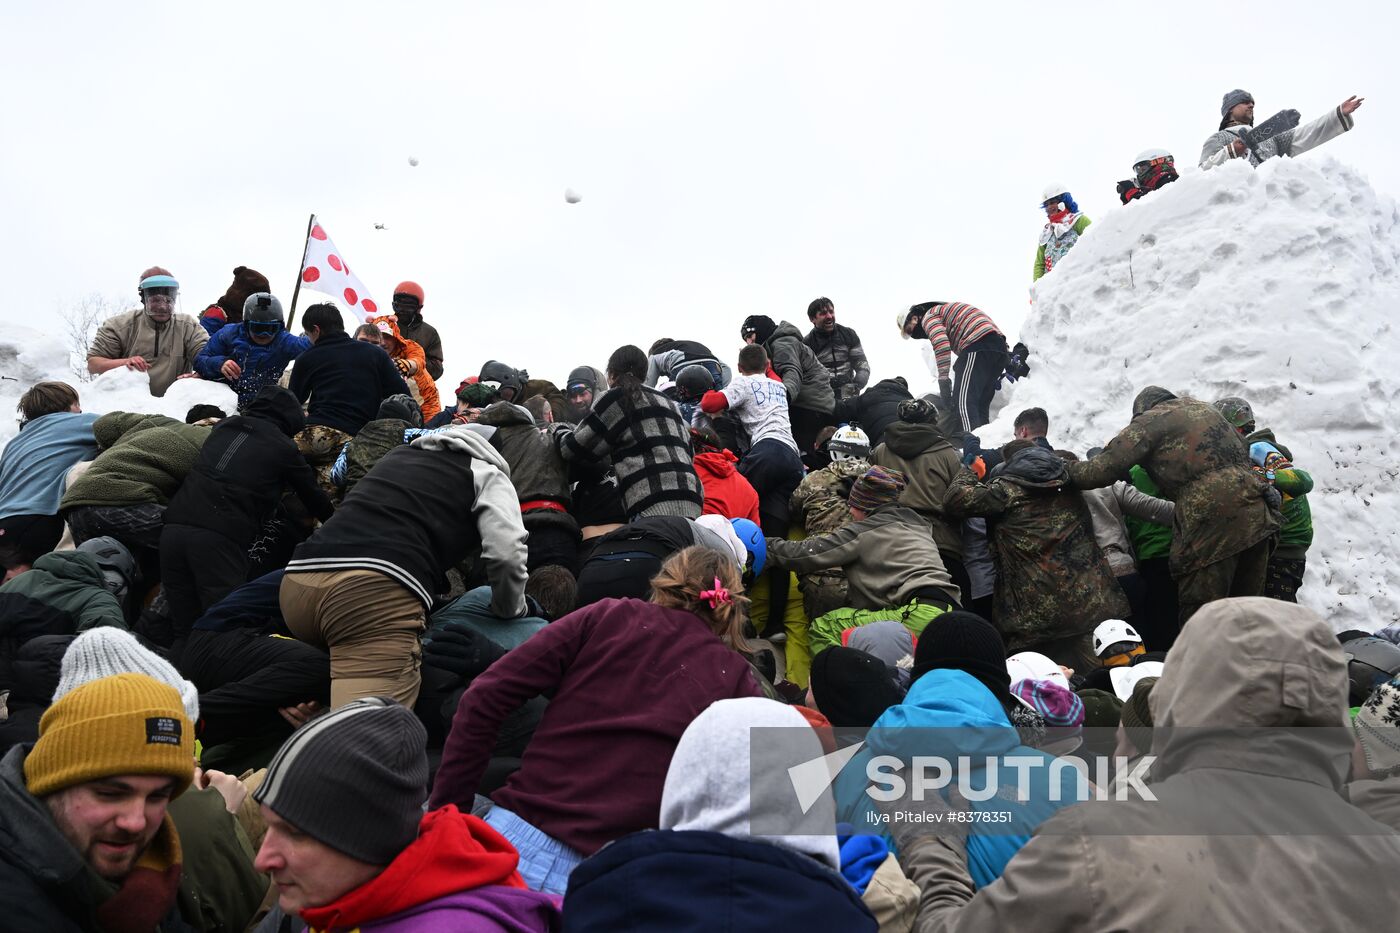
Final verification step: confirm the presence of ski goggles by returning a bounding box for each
[248,321,282,337]
[1134,155,1174,182]
[1098,643,1147,668]
[566,383,592,398]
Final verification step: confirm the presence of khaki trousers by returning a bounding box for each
[280,569,424,708]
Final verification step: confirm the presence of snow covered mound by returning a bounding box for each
[0,324,237,451]
[1002,156,1400,631]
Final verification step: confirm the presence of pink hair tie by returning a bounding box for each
[698,577,732,609]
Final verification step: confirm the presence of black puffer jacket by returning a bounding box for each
[835,378,912,447]
[163,387,334,544]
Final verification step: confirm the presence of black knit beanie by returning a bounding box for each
[740,315,778,346]
[810,647,905,728]
[253,697,428,864]
[912,611,1012,705]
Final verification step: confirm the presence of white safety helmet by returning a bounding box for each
[1110,660,1165,701]
[828,424,871,462]
[1006,651,1070,690]
[1093,619,1143,657]
[1133,148,1172,168]
[1040,182,1069,204]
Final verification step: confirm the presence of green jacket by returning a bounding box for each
[870,421,964,557]
[1247,428,1314,559]
[1067,389,1278,576]
[60,413,210,510]
[766,503,959,611]
[1125,465,1174,562]
[0,550,125,648]
[944,447,1127,652]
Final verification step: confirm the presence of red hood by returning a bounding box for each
[694,449,739,478]
[300,806,525,931]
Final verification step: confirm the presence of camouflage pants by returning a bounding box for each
[294,425,353,499]
[1175,538,1271,625]
[797,571,849,622]
[809,599,950,657]
[1263,557,1306,603]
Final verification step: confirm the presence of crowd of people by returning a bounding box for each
[0,84,1392,933]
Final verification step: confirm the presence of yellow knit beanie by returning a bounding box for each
[25,673,195,798]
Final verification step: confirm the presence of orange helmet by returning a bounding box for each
[393,281,425,305]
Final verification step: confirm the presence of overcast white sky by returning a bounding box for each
[4,1,1395,396]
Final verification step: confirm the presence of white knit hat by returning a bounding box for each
[1355,675,1400,775]
[54,628,200,722]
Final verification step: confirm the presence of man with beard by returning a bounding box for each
[0,673,198,929]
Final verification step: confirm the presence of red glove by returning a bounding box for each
[700,390,729,415]
[971,456,986,480]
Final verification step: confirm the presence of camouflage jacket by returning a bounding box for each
[789,458,869,590]
[792,458,870,536]
[1067,391,1279,575]
[944,447,1128,651]
[339,418,411,493]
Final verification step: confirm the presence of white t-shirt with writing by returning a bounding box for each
[721,373,798,452]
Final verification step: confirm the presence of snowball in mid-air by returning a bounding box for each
[564,188,582,204]
[408,156,420,167]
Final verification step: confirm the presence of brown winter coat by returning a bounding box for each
[1066,388,1278,576]
[943,446,1127,652]
[870,422,964,558]
[897,598,1400,932]
[87,307,209,397]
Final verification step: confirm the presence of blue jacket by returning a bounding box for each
[0,412,99,520]
[835,669,1089,888]
[194,323,312,411]
[563,829,876,932]
[287,332,412,435]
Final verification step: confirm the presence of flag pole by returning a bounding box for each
[286,213,316,330]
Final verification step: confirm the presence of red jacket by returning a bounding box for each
[694,450,761,522]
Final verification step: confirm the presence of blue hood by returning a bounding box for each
[835,669,1088,889]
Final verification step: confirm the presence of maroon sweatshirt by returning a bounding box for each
[429,597,763,855]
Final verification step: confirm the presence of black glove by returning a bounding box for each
[938,378,954,408]
[422,623,508,679]
[961,432,983,466]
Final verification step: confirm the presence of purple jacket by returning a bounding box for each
[258,886,560,933]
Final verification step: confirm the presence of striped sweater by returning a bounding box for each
[920,302,1002,381]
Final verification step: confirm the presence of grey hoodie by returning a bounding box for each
[660,697,840,870]
[765,321,835,414]
[898,597,1400,932]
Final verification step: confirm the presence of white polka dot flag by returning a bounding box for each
[298,218,380,320]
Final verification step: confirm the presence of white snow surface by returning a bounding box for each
[994,156,1400,631]
[0,327,237,446]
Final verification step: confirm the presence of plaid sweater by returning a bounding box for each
[920,302,1002,380]
[554,384,702,519]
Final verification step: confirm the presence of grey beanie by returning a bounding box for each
[253,697,428,864]
[55,627,200,722]
[1220,88,1253,118]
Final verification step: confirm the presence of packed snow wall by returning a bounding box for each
[0,325,238,448]
[993,156,1400,630]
